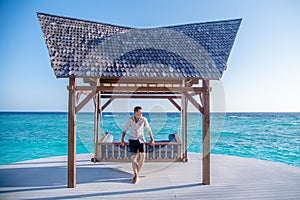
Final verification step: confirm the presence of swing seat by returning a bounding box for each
[93,133,183,162]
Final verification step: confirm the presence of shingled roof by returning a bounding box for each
[37,13,241,79]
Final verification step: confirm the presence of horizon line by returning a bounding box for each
[0,110,299,113]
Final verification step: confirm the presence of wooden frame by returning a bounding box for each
[67,77,210,187]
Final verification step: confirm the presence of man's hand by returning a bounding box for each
[121,131,126,146]
[121,140,126,146]
[149,139,155,146]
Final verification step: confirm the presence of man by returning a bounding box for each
[121,106,155,184]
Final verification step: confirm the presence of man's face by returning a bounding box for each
[135,109,142,118]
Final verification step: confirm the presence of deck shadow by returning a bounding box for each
[0,162,133,192]
[25,182,204,200]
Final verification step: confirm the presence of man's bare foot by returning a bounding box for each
[132,173,139,184]
[132,174,137,183]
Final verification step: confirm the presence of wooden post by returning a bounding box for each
[68,77,76,188]
[202,80,210,185]
[181,79,188,162]
[94,90,100,158]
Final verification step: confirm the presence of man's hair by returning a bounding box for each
[134,106,142,113]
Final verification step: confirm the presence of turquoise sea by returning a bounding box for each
[0,112,299,167]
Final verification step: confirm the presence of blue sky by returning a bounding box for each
[0,0,299,112]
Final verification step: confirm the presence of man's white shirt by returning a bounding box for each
[123,116,151,142]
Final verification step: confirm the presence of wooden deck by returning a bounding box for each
[1,153,300,199]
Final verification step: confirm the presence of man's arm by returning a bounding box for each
[144,117,154,146]
[121,118,131,146]
[121,131,126,146]
[148,131,155,146]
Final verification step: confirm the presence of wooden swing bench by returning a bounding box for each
[92,133,183,162]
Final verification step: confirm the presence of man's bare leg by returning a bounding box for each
[137,152,145,174]
[132,152,145,184]
[131,154,139,183]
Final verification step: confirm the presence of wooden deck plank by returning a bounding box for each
[0,153,299,200]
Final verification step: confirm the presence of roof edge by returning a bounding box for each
[36,12,132,29]
[37,12,241,30]
[161,18,242,29]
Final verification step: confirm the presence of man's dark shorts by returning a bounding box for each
[129,139,145,153]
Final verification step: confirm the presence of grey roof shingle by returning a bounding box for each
[37,13,241,79]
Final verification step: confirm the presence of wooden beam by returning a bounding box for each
[202,80,210,185]
[199,88,212,107]
[101,97,115,111]
[182,91,204,114]
[101,92,182,95]
[100,95,182,99]
[74,86,203,93]
[75,89,96,114]
[93,91,100,159]
[168,97,181,112]
[181,80,188,162]
[199,93,204,107]
[84,77,200,85]
[68,77,76,188]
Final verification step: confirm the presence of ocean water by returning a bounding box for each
[0,112,299,167]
